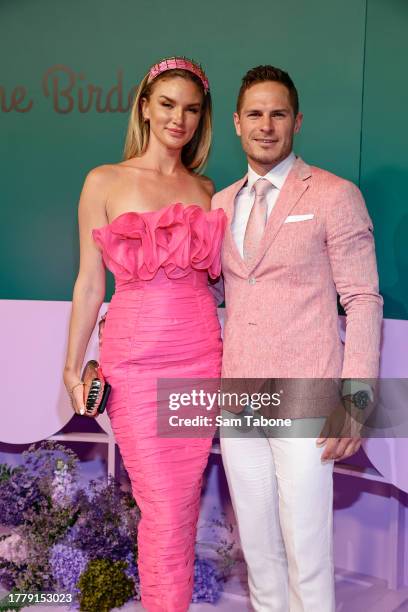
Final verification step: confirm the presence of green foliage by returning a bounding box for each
[23,498,79,550]
[78,559,135,612]
[0,589,36,611]
[0,466,13,483]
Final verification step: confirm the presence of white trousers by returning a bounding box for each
[220,417,335,612]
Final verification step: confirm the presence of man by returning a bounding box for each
[211,66,382,611]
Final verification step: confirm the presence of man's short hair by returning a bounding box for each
[236,65,299,116]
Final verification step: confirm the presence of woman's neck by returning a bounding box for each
[139,139,186,175]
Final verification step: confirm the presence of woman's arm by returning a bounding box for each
[63,166,111,414]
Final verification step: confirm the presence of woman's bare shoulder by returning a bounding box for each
[84,163,122,186]
[197,174,215,197]
[78,165,121,225]
[81,163,130,206]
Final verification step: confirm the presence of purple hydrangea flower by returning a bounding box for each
[50,544,89,597]
[123,552,141,601]
[192,558,221,604]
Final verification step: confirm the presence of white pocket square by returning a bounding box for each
[284,214,314,223]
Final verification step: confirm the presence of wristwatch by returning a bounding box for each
[343,389,371,410]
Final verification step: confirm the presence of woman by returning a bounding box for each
[63,57,226,611]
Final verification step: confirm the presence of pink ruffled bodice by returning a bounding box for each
[92,203,226,285]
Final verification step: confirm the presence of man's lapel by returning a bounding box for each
[247,157,312,272]
[223,174,248,273]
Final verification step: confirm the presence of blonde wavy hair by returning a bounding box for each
[123,68,212,173]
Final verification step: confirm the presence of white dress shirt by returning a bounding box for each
[232,152,296,258]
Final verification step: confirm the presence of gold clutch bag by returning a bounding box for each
[81,360,111,415]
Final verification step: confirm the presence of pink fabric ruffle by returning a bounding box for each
[92,203,226,281]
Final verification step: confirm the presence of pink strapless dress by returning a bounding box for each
[92,203,226,612]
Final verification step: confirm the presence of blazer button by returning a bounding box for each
[248,277,256,285]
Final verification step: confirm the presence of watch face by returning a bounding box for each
[353,390,370,410]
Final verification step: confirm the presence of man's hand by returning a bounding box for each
[317,435,362,462]
[316,399,363,461]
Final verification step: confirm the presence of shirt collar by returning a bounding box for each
[247,152,296,193]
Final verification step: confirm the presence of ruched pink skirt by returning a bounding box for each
[100,271,222,612]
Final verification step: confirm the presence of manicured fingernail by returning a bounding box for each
[80,408,85,415]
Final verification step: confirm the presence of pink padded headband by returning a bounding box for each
[148,57,210,93]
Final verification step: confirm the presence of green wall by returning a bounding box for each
[0,0,406,318]
[360,0,408,319]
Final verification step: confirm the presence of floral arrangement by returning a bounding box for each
[0,442,236,611]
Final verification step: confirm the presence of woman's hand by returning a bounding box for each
[64,370,86,416]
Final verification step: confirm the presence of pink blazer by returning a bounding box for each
[212,157,383,395]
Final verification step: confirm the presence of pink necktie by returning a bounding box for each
[243,178,271,263]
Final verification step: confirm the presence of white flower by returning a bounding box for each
[51,463,76,507]
[0,532,28,563]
